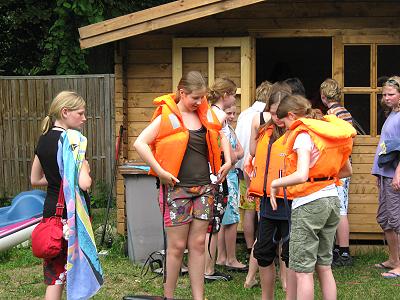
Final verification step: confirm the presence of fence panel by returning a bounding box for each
[0,75,115,197]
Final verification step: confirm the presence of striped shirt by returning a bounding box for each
[327,103,353,124]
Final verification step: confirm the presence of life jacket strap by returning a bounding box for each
[307,176,332,182]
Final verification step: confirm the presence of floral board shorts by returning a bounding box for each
[159,184,216,227]
[43,238,67,285]
[208,183,228,234]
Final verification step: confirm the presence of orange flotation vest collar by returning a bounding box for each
[148,94,222,178]
[248,126,293,200]
[283,114,356,198]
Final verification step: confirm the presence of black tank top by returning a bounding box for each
[176,126,211,187]
[260,112,266,126]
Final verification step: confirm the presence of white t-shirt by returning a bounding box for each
[291,132,338,210]
[234,101,266,170]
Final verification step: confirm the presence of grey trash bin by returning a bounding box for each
[120,164,164,263]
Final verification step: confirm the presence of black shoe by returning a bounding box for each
[332,253,353,267]
[204,270,233,282]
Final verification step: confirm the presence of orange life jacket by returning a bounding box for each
[148,94,222,178]
[248,126,293,200]
[283,114,356,198]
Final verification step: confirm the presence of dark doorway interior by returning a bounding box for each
[256,38,332,111]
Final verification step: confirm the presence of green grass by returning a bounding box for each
[1,210,399,299]
[1,244,400,299]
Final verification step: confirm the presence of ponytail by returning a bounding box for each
[41,116,52,135]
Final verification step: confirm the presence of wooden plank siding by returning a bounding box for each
[349,136,381,238]
[0,75,115,198]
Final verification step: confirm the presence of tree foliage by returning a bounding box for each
[0,0,172,75]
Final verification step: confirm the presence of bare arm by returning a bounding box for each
[249,114,260,157]
[234,138,244,161]
[30,155,48,186]
[133,115,179,186]
[249,112,271,157]
[270,148,311,210]
[79,160,92,191]
[217,131,232,183]
[271,148,311,189]
[338,159,352,179]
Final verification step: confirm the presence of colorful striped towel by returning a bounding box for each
[58,129,103,299]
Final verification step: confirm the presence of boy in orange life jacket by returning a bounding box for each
[248,87,297,300]
[270,95,355,300]
[133,71,232,300]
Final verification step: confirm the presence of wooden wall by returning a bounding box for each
[349,136,382,240]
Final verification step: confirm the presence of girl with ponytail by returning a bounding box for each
[31,91,94,299]
[270,94,355,300]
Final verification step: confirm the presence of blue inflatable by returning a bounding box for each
[0,190,46,251]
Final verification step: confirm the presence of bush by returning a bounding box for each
[90,180,114,208]
[0,190,11,208]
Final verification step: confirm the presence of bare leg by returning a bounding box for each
[296,272,314,300]
[285,268,297,300]
[279,245,287,291]
[381,230,400,275]
[243,209,256,249]
[336,215,350,247]
[224,223,246,268]
[244,245,258,287]
[45,285,63,300]
[316,265,336,300]
[259,264,275,300]
[187,219,209,300]
[204,232,218,275]
[164,224,190,299]
[216,226,226,265]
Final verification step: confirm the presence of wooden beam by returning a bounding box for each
[240,36,252,110]
[172,39,183,91]
[79,0,266,49]
[79,0,221,39]
[208,47,215,87]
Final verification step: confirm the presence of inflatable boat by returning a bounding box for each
[0,190,45,251]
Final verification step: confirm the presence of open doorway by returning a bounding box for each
[256,37,332,111]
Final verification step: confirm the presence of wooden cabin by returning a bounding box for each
[79,0,400,240]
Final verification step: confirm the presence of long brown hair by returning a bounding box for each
[257,83,292,142]
[277,94,324,120]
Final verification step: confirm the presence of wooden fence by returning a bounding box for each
[0,75,115,197]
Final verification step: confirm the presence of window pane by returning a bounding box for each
[377,45,400,82]
[344,46,370,87]
[344,94,370,135]
[377,93,388,135]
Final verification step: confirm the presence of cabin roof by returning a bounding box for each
[78,0,265,49]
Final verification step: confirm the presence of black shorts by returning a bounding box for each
[253,216,290,268]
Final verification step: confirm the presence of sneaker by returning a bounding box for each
[332,253,353,267]
[204,270,233,282]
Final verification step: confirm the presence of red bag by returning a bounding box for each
[32,183,65,259]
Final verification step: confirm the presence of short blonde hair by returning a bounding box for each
[41,91,85,134]
[320,78,341,103]
[382,76,400,112]
[254,80,273,104]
